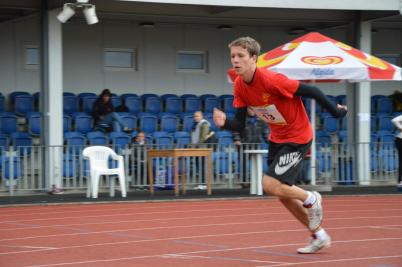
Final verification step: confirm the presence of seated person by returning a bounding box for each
[91,89,132,133]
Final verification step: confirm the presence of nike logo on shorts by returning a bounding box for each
[275,152,302,175]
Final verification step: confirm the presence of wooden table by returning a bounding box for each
[147,148,213,196]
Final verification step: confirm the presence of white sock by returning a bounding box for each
[314,229,328,240]
[303,191,316,207]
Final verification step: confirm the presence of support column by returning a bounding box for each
[355,21,372,185]
[41,8,63,191]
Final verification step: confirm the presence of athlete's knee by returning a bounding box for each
[262,175,281,196]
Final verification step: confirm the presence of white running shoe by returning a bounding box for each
[307,191,323,231]
[297,235,331,254]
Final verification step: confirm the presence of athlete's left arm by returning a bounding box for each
[295,83,347,118]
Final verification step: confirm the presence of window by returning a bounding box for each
[176,51,207,72]
[104,48,136,70]
[25,46,39,68]
[376,54,401,67]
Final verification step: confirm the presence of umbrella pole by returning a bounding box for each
[310,98,317,186]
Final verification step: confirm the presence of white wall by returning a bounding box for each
[0,15,401,100]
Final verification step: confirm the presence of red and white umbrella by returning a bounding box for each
[256,32,401,81]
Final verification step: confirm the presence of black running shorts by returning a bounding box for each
[266,140,312,186]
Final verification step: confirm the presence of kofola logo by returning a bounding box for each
[301,56,343,65]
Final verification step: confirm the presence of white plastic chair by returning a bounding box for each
[82,146,127,198]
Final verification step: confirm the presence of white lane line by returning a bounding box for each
[21,237,402,267]
[1,207,402,228]
[1,226,402,255]
[0,215,401,242]
[0,200,401,221]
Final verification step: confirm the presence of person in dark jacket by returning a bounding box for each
[91,89,132,133]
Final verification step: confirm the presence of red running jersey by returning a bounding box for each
[233,68,313,144]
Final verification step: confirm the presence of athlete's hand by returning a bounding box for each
[213,108,226,128]
[336,104,348,117]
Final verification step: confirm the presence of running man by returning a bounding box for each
[214,36,347,253]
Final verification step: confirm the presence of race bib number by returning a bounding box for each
[251,105,287,125]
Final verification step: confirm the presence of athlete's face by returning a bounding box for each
[230,46,257,79]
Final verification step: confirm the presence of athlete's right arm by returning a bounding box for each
[295,83,347,118]
[221,107,248,132]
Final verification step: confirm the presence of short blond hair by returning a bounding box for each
[228,37,261,57]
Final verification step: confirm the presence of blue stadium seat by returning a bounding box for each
[10,132,32,155]
[221,96,235,113]
[63,153,78,178]
[340,116,348,130]
[184,97,201,113]
[145,97,162,114]
[15,95,34,116]
[10,92,30,106]
[376,97,393,114]
[204,97,220,113]
[153,131,174,148]
[121,93,138,102]
[371,115,377,131]
[141,94,158,107]
[316,131,331,147]
[371,95,386,112]
[160,114,178,133]
[63,95,78,114]
[0,113,17,134]
[27,112,41,136]
[120,114,137,132]
[63,92,76,97]
[174,131,191,148]
[0,156,21,180]
[87,131,106,139]
[181,114,194,132]
[64,114,72,133]
[381,151,397,173]
[109,131,130,152]
[215,130,233,146]
[139,114,158,133]
[64,131,86,154]
[180,94,197,100]
[161,94,178,102]
[377,115,393,131]
[200,94,217,101]
[88,135,109,145]
[78,93,96,109]
[0,133,8,150]
[74,114,93,134]
[111,95,122,109]
[82,95,97,113]
[125,96,142,114]
[165,97,182,114]
[322,116,339,133]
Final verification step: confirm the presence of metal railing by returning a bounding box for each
[0,141,398,195]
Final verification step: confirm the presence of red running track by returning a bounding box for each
[0,195,401,267]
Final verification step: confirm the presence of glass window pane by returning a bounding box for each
[26,47,39,65]
[104,51,133,68]
[176,53,204,70]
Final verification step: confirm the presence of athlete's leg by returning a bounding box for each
[262,174,308,201]
[278,197,308,228]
